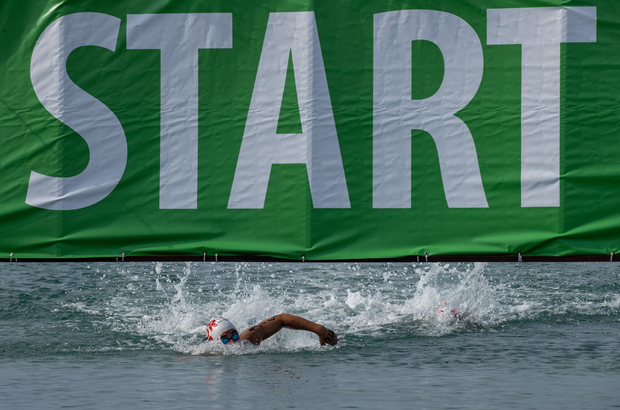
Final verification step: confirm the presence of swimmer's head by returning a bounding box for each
[205,317,238,343]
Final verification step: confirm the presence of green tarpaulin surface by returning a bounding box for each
[0,1,618,261]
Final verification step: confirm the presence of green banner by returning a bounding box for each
[1,0,617,260]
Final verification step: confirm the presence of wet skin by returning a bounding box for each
[219,314,338,346]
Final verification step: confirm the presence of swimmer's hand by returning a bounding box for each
[318,327,338,346]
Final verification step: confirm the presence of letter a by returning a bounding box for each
[228,12,350,209]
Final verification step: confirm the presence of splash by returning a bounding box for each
[400,262,502,335]
[110,262,506,351]
[5,261,618,360]
[329,262,503,336]
[127,263,336,355]
[94,261,619,354]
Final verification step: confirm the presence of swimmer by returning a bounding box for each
[433,300,481,327]
[205,314,338,346]
[435,300,459,321]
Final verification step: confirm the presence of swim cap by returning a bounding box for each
[205,317,236,341]
[436,307,458,324]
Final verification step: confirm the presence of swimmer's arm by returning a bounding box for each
[239,314,338,346]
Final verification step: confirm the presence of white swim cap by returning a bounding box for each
[205,317,236,341]
[436,306,458,324]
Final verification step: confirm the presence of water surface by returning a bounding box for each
[1,262,618,409]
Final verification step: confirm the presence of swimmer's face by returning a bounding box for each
[220,328,239,345]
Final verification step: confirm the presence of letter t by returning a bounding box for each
[127,14,232,209]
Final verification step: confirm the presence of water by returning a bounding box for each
[1,262,619,409]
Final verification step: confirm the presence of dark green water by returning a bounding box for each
[1,262,619,409]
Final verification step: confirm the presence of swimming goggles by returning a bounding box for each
[221,333,239,345]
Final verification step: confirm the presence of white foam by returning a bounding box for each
[88,261,619,354]
[126,262,501,348]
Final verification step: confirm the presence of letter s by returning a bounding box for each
[27,13,127,210]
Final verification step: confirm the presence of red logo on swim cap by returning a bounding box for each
[206,319,218,340]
